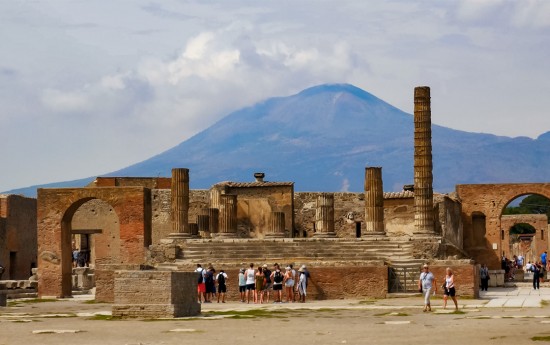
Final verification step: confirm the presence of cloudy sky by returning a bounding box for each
[1,1,549,192]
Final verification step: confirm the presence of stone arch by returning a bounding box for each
[37,187,151,298]
[457,183,550,269]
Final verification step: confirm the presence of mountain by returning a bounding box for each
[6,84,550,197]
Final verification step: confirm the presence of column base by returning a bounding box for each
[216,232,238,239]
[167,233,192,239]
[363,231,386,237]
[313,232,337,238]
[199,231,211,239]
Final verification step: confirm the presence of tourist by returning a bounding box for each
[418,264,437,312]
[238,268,246,302]
[532,262,541,290]
[216,269,228,303]
[204,266,216,303]
[525,261,533,272]
[541,251,547,268]
[442,267,458,310]
[284,266,295,302]
[72,248,79,268]
[297,266,307,303]
[245,263,256,304]
[255,266,266,303]
[195,264,206,303]
[517,255,524,269]
[289,264,297,301]
[262,264,272,303]
[480,264,489,291]
[271,263,284,303]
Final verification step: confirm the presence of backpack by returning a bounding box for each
[217,273,225,285]
[274,270,283,283]
[197,269,203,284]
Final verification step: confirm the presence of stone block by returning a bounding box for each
[0,293,6,307]
[112,270,200,318]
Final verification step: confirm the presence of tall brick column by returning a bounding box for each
[266,211,286,238]
[218,194,238,238]
[197,214,210,238]
[314,193,336,237]
[364,167,385,236]
[413,86,435,235]
[169,168,191,238]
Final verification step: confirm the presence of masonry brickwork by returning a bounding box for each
[0,194,37,280]
[500,214,548,263]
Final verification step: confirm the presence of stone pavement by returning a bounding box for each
[199,284,550,312]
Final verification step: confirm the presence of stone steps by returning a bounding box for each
[170,239,415,265]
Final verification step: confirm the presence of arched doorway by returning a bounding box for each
[37,187,150,298]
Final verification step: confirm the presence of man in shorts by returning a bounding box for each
[195,264,206,303]
[271,263,284,303]
[262,264,272,303]
[244,263,256,304]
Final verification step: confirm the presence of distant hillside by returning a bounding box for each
[7,84,550,197]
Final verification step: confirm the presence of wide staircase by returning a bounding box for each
[157,238,424,272]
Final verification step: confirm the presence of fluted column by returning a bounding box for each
[203,208,219,236]
[413,86,435,234]
[364,167,385,236]
[218,194,238,238]
[197,214,210,238]
[314,193,336,238]
[209,188,222,209]
[266,211,286,238]
[169,168,191,238]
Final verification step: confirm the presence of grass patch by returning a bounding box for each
[205,309,288,319]
[541,300,549,307]
[82,299,106,304]
[532,336,550,341]
[374,312,410,317]
[87,314,121,321]
[358,299,376,305]
[11,298,58,305]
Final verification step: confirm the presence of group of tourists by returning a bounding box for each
[195,262,310,304]
[418,264,458,312]
[499,251,548,290]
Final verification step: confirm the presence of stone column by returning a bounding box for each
[413,86,435,234]
[314,193,336,238]
[266,211,286,238]
[218,194,238,238]
[202,208,219,236]
[169,168,191,238]
[197,214,210,238]
[364,167,385,236]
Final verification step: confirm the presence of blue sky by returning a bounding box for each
[1,1,549,192]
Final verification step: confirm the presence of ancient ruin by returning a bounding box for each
[2,86,549,312]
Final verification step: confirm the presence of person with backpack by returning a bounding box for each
[271,263,284,303]
[195,264,206,303]
[262,264,272,303]
[204,266,216,303]
[216,269,228,303]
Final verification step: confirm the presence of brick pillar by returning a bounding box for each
[218,194,238,238]
[266,211,286,238]
[314,193,336,238]
[197,214,210,238]
[413,86,435,235]
[169,168,191,238]
[364,167,385,236]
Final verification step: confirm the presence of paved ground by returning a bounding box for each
[1,285,550,345]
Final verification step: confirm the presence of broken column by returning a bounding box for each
[266,211,286,238]
[217,194,238,238]
[203,208,219,236]
[413,86,435,234]
[314,193,336,237]
[189,223,199,238]
[169,168,191,238]
[197,214,210,238]
[364,166,385,236]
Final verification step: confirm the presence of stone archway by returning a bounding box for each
[37,187,151,298]
[457,183,550,269]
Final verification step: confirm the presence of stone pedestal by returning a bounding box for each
[266,212,286,238]
[218,195,238,238]
[364,167,385,236]
[413,87,435,235]
[314,193,336,238]
[112,270,200,318]
[168,168,191,239]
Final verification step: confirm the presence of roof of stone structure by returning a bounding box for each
[383,191,414,199]
[214,181,294,188]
